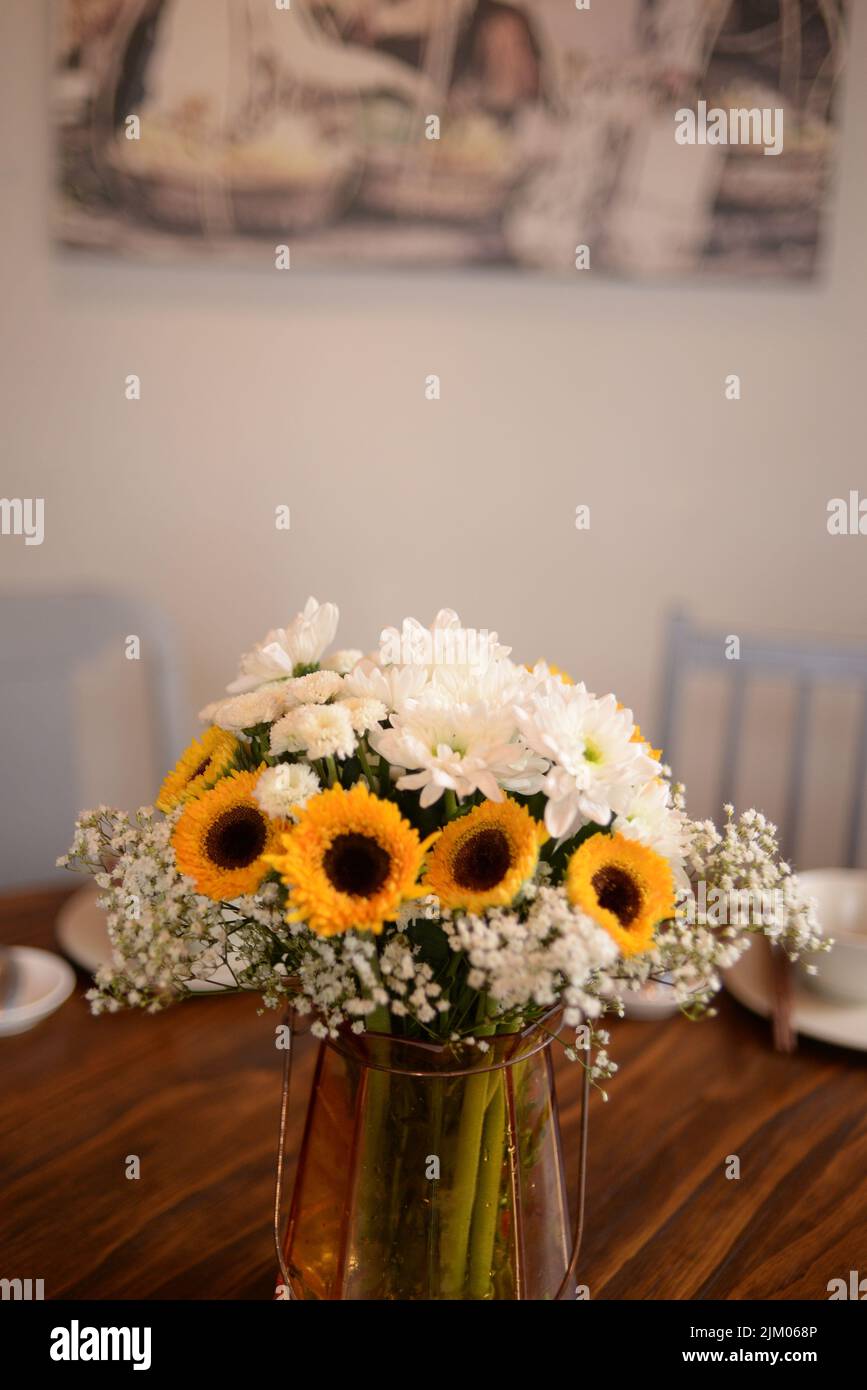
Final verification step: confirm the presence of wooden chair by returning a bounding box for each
[0,590,185,887]
[657,611,867,868]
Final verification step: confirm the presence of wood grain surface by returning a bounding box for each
[2,887,865,1300]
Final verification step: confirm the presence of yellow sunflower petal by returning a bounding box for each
[157,727,240,813]
[171,767,284,900]
[565,831,674,956]
[424,797,547,913]
[615,702,662,761]
[526,661,574,685]
[266,781,431,937]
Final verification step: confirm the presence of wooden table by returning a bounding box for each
[2,886,865,1301]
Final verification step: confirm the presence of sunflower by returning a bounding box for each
[156,727,240,813]
[424,797,547,913]
[171,768,284,900]
[565,832,674,956]
[265,781,436,937]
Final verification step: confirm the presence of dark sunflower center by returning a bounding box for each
[453,828,512,892]
[204,806,267,871]
[190,758,211,780]
[324,833,391,898]
[591,865,643,927]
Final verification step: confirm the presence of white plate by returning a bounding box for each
[725,944,867,1052]
[795,869,867,1004]
[0,946,76,1035]
[55,882,236,992]
[56,881,113,973]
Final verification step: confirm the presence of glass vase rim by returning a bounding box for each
[323,1007,563,1077]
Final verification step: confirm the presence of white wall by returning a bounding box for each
[2,1,866,869]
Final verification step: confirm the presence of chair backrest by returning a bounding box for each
[657,611,867,869]
[0,590,186,888]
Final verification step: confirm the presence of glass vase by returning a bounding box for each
[278,1017,584,1300]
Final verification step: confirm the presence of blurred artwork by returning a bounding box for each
[53,0,849,278]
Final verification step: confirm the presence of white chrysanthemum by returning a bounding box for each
[378,609,510,671]
[197,699,223,724]
[210,687,288,732]
[254,763,320,820]
[614,778,692,891]
[525,660,571,686]
[425,657,536,710]
[227,597,339,694]
[342,657,430,713]
[270,703,356,760]
[322,649,364,675]
[371,703,545,808]
[339,695,388,735]
[516,683,658,839]
[284,670,344,705]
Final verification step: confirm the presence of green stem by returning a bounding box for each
[443,789,459,821]
[366,1003,390,1033]
[427,1081,444,1293]
[467,1072,507,1299]
[440,1068,490,1296]
[325,755,339,788]
[439,998,496,1296]
[386,1114,409,1245]
[357,739,376,791]
[358,952,392,1293]
[378,754,391,797]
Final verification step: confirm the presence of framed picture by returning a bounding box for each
[53,0,849,277]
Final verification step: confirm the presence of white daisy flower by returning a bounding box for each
[227,597,339,694]
[379,609,510,671]
[425,657,535,710]
[613,778,693,891]
[284,670,344,705]
[270,703,356,760]
[254,763,320,821]
[516,683,659,839]
[525,660,573,688]
[321,649,364,675]
[371,704,544,808]
[342,658,430,714]
[269,713,306,756]
[210,687,288,732]
[339,695,388,735]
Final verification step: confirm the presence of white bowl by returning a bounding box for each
[55,882,237,992]
[620,975,681,1021]
[0,946,76,1036]
[798,869,867,1005]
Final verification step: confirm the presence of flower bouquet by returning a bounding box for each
[64,598,825,1301]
